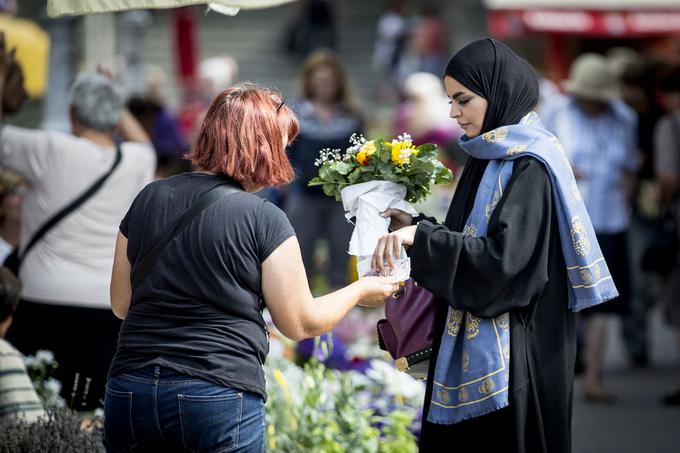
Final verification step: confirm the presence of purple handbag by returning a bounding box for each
[377,279,434,380]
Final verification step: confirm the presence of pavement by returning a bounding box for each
[572,308,680,453]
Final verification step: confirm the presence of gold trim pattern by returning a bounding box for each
[465,312,481,339]
[438,389,451,404]
[431,386,510,409]
[570,216,591,257]
[478,378,496,395]
[447,309,463,337]
[550,136,572,169]
[496,313,509,330]
[572,276,613,289]
[566,257,605,271]
[462,350,470,373]
[482,127,509,143]
[458,386,469,402]
[506,144,527,156]
[579,268,593,286]
[462,224,477,237]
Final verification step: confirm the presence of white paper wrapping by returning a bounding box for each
[341,181,418,281]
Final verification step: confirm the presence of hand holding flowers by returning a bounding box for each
[310,132,453,281]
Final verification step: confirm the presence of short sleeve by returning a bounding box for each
[119,187,148,238]
[0,124,52,184]
[257,200,295,262]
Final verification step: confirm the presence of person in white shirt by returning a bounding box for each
[0,33,156,410]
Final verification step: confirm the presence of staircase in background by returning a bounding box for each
[143,1,385,111]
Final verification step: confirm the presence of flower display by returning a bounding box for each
[309,133,453,204]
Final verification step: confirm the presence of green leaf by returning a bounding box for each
[348,168,362,184]
[416,143,438,159]
[323,184,336,197]
[335,162,353,175]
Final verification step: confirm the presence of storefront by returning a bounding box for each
[484,0,680,80]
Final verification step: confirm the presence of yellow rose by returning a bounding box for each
[356,151,368,165]
[361,140,376,156]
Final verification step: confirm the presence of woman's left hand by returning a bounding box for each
[372,225,417,274]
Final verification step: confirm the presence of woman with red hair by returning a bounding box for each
[105,83,397,452]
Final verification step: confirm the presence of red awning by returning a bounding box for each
[489,9,680,38]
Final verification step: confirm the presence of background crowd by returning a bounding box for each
[0,0,678,451]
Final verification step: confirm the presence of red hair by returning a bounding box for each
[186,83,298,187]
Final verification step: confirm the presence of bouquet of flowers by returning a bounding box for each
[309,133,452,204]
[309,133,453,280]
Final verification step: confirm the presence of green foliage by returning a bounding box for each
[265,339,419,453]
[0,408,104,453]
[309,134,453,204]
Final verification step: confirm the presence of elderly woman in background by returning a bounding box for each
[0,34,156,410]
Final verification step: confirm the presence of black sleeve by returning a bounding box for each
[409,158,553,318]
[119,188,147,238]
[412,213,438,225]
[257,200,296,262]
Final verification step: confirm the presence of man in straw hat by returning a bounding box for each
[542,53,639,404]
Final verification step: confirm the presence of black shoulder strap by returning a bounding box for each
[131,183,240,294]
[19,144,124,263]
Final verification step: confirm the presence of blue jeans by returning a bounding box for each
[104,366,265,452]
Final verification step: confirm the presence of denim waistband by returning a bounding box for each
[117,365,203,384]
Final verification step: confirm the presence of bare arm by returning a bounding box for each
[262,236,398,341]
[96,64,151,144]
[110,232,132,319]
[116,109,151,144]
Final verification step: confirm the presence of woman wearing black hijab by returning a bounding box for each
[375,38,616,452]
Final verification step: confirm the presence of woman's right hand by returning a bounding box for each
[380,208,413,231]
[356,276,400,307]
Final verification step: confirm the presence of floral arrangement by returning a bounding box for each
[24,350,65,409]
[265,337,423,453]
[309,133,453,204]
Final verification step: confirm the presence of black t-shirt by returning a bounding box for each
[108,173,295,400]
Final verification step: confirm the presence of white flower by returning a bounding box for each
[365,360,426,401]
[45,377,62,395]
[35,350,55,364]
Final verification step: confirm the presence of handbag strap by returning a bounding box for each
[19,144,123,264]
[131,182,240,294]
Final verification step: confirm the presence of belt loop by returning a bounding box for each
[154,365,161,378]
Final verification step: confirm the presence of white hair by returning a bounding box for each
[70,74,125,132]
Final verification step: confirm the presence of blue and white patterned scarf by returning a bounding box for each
[427,112,618,425]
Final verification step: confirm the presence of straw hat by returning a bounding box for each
[563,53,619,102]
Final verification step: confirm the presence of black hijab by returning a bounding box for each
[444,38,539,134]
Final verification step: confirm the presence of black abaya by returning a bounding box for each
[410,156,576,453]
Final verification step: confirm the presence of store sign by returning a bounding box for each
[489,9,680,37]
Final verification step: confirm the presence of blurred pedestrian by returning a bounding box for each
[372,0,410,102]
[127,67,189,178]
[286,0,338,58]
[0,32,156,410]
[652,64,680,406]
[285,49,363,290]
[543,53,638,403]
[0,267,45,423]
[615,55,666,368]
